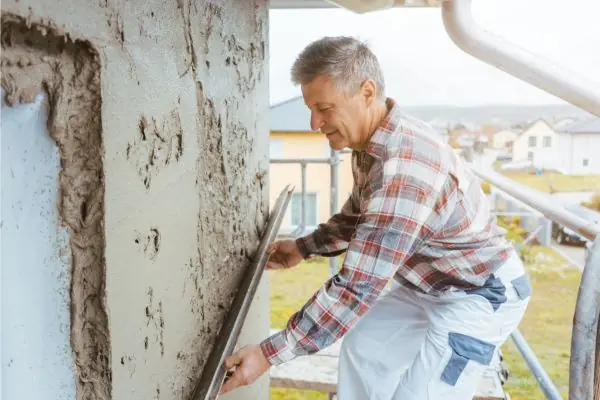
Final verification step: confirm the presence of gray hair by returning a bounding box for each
[291,36,385,99]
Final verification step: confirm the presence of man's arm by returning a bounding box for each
[295,191,360,259]
[261,159,452,365]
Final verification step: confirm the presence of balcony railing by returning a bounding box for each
[268,150,600,400]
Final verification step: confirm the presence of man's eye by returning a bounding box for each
[318,108,330,112]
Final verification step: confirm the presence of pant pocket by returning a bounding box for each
[511,274,532,300]
[428,333,496,398]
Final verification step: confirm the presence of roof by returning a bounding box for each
[270,96,312,132]
[557,117,600,134]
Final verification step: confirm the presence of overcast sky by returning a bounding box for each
[269,0,600,106]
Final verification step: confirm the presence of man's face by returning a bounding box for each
[301,75,370,150]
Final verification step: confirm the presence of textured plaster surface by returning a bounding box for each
[1,0,270,398]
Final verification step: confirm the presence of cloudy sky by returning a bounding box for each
[269,0,600,106]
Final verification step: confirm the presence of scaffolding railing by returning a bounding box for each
[269,149,600,400]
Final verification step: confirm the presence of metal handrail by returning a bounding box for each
[471,165,600,400]
[442,0,600,118]
[191,185,294,400]
[473,169,600,241]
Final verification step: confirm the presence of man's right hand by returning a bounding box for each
[266,239,304,270]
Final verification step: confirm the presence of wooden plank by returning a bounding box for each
[268,330,507,399]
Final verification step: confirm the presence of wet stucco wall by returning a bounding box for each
[0,1,270,399]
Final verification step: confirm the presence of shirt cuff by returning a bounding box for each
[260,330,298,366]
[295,237,312,259]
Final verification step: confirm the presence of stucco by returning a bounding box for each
[1,1,270,399]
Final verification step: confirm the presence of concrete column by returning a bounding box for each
[1,1,270,399]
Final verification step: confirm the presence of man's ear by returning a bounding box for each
[360,79,377,106]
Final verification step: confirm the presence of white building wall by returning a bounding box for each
[1,94,77,400]
[569,133,600,174]
[512,121,559,170]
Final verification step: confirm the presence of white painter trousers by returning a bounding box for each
[337,253,531,400]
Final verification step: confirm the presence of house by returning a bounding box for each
[511,119,561,170]
[554,118,600,175]
[511,117,600,174]
[492,129,519,149]
[269,96,354,234]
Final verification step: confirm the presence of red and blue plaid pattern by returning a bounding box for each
[261,99,514,366]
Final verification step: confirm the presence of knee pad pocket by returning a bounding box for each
[441,332,496,386]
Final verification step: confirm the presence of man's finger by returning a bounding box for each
[223,352,242,370]
[219,369,244,395]
[266,261,282,270]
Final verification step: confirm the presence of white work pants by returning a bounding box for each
[337,254,530,400]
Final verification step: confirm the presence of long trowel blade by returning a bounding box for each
[191,184,294,400]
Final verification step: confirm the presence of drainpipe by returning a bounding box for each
[441,0,600,118]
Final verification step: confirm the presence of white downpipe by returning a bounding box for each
[441,0,600,118]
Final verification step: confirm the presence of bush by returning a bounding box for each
[480,181,492,195]
[582,193,600,212]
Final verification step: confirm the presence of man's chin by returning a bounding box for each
[327,139,346,151]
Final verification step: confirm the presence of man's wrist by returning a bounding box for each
[295,237,312,260]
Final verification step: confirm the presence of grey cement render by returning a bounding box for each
[1,1,271,399]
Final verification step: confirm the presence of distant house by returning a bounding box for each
[554,118,600,175]
[511,118,600,174]
[269,96,353,234]
[492,129,519,149]
[512,119,559,169]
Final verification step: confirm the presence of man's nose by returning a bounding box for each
[310,112,324,132]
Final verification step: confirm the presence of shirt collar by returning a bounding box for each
[365,98,402,160]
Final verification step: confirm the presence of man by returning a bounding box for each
[220,36,531,399]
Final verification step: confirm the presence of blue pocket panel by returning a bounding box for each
[441,332,496,386]
[465,274,507,311]
[511,274,532,299]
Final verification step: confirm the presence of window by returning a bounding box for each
[528,136,537,147]
[583,159,589,167]
[269,139,283,159]
[527,151,534,161]
[291,193,318,227]
[543,136,551,147]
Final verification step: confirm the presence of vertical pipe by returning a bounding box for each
[329,149,340,276]
[570,236,600,400]
[510,330,563,400]
[301,161,307,237]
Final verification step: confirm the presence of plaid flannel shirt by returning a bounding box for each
[261,98,514,366]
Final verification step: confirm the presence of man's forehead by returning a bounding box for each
[302,76,339,107]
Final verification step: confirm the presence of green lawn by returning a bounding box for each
[268,248,582,400]
[499,171,600,193]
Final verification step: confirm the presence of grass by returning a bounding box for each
[499,171,600,193]
[268,247,582,400]
[501,245,582,399]
[269,258,332,400]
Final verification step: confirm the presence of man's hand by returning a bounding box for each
[219,344,271,395]
[267,239,304,270]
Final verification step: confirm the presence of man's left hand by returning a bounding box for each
[219,344,271,395]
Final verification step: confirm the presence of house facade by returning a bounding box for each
[511,118,600,174]
[492,129,519,149]
[269,97,354,234]
[512,119,559,169]
[555,118,600,175]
